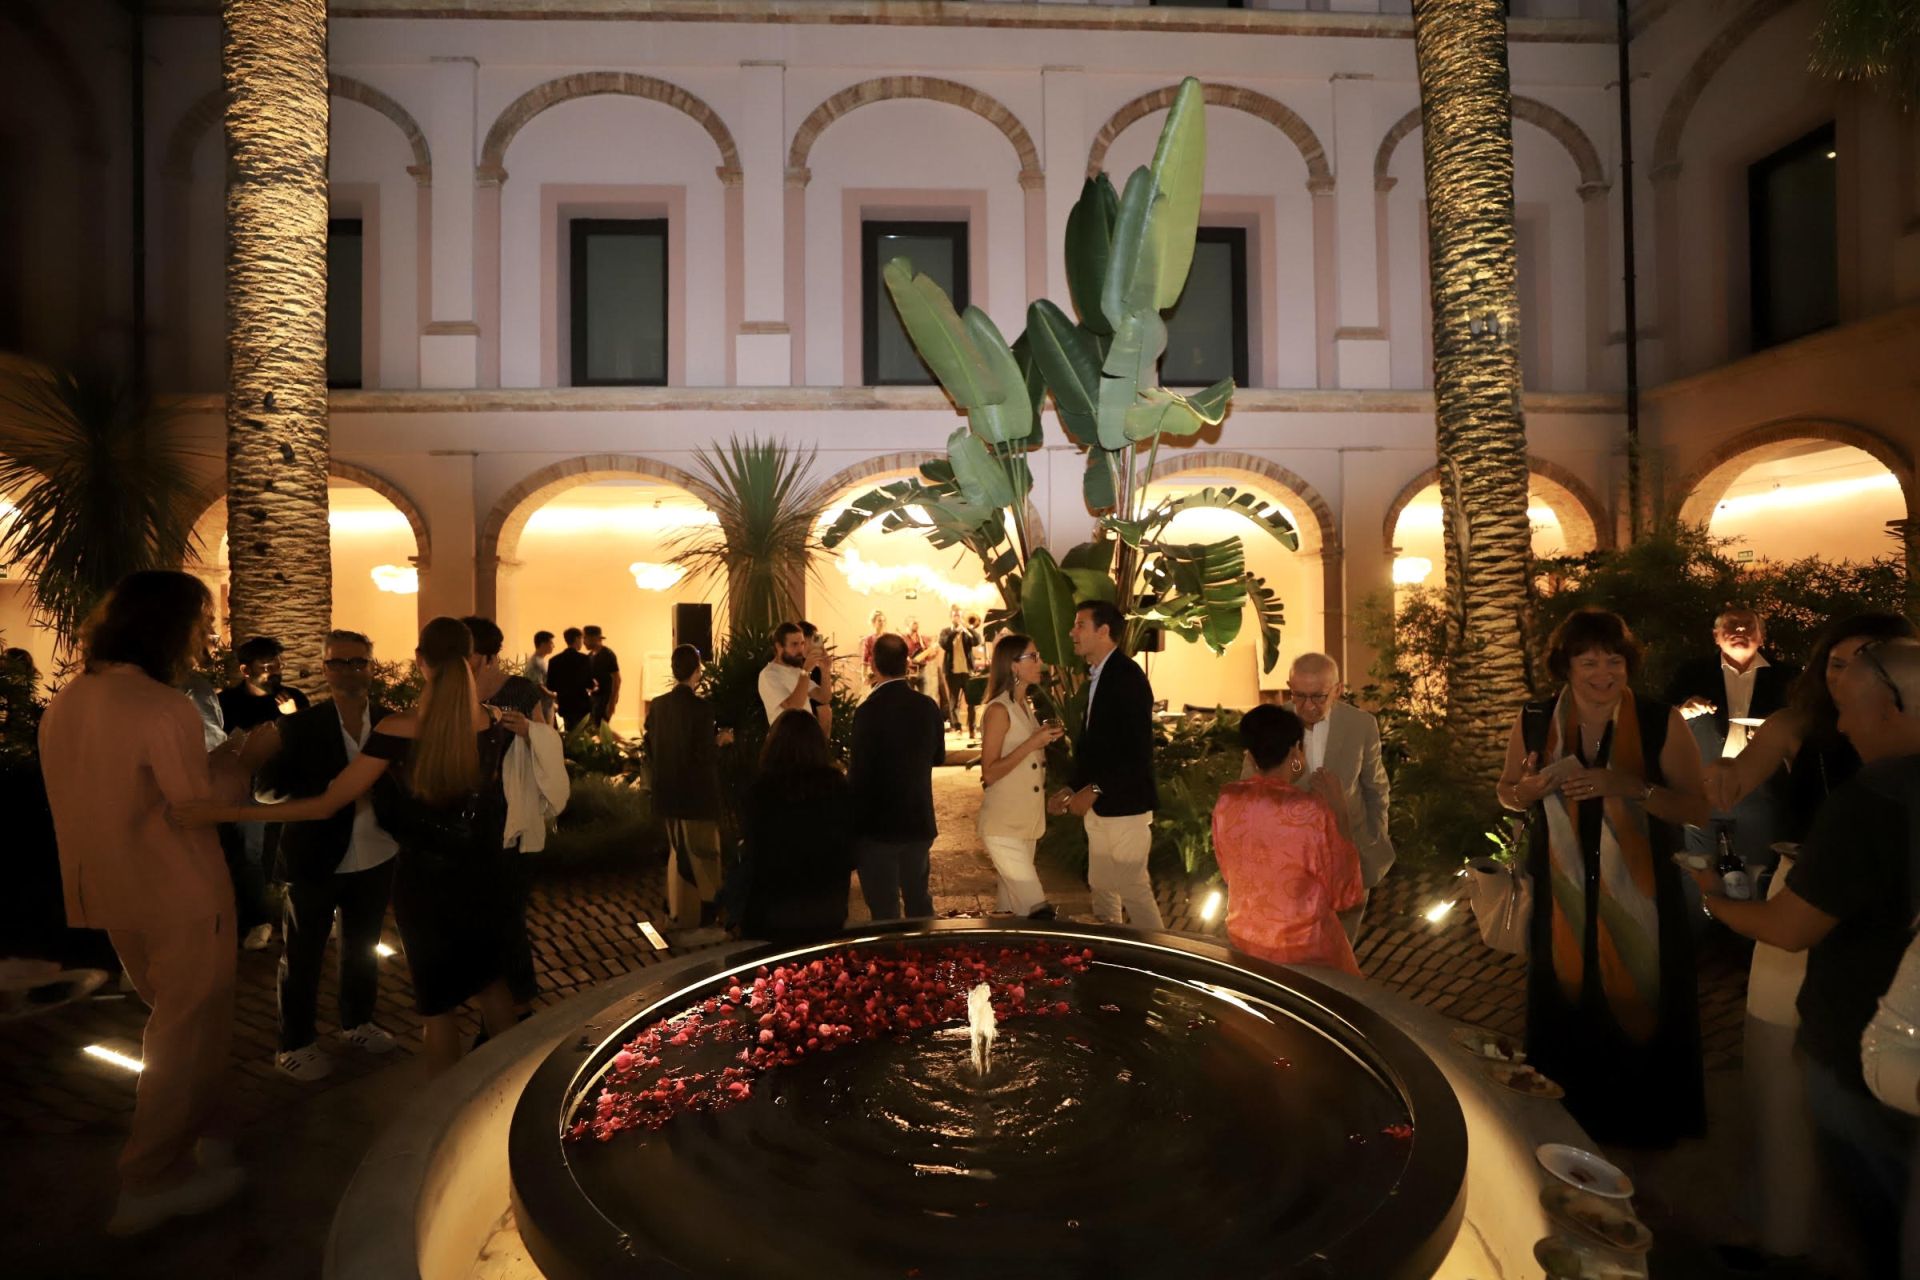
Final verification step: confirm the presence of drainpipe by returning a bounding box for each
[1616,0,1642,541]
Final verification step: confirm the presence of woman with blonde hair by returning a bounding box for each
[178,616,530,1074]
[977,632,1065,918]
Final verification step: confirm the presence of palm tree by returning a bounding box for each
[0,361,201,647]
[668,437,835,644]
[1410,0,1535,778]
[1812,0,1920,107]
[222,1,333,690]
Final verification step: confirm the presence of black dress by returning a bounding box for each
[365,725,516,1017]
[739,766,856,946]
[1521,694,1706,1147]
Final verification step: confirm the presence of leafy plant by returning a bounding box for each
[822,79,1295,736]
[0,360,203,645]
[540,772,662,867]
[669,437,835,644]
[1812,0,1920,108]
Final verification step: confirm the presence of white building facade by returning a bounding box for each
[2,0,1915,719]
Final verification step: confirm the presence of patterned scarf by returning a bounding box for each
[1539,690,1662,1042]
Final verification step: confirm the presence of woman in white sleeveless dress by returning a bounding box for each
[977,633,1065,917]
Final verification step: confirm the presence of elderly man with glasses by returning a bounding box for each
[1281,653,1393,942]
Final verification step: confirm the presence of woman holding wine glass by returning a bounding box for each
[977,633,1065,918]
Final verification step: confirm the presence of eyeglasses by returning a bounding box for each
[323,658,371,671]
[1017,652,1041,663]
[1286,688,1332,704]
[1856,641,1907,713]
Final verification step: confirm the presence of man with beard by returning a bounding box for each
[545,628,594,733]
[759,622,831,728]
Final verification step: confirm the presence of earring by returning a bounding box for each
[1290,758,1303,775]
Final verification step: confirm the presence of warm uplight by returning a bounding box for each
[526,505,717,534]
[628,561,688,592]
[375,942,396,958]
[83,1044,144,1073]
[1714,471,1899,518]
[636,920,669,951]
[1424,900,1457,926]
[328,509,412,534]
[370,564,419,594]
[1198,888,1224,923]
[834,547,998,608]
[1392,556,1434,586]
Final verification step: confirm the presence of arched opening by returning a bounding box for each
[810,468,997,701]
[1134,467,1320,712]
[1687,441,1907,565]
[1387,471,1602,598]
[0,489,60,681]
[496,475,714,738]
[187,478,425,664]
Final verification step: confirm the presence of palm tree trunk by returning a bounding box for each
[222,0,332,690]
[1412,0,1534,777]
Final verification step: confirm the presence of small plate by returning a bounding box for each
[1534,1235,1648,1279]
[1537,1143,1633,1198]
[1449,1024,1526,1063]
[1670,851,1710,872]
[1484,1061,1565,1099]
[1541,1184,1653,1254]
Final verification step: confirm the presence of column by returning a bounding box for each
[415,452,477,619]
[1578,180,1612,392]
[1041,66,1086,311]
[421,56,479,388]
[1329,74,1391,388]
[735,61,792,385]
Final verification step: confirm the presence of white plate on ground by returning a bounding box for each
[1537,1143,1633,1199]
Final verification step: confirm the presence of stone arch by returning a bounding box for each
[816,450,1048,549]
[479,72,741,185]
[162,75,433,182]
[1136,449,1335,557]
[1672,418,1916,526]
[1651,0,1797,176]
[787,77,1042,186]
[1381,456,1614,558]
[1085,83,1330,187]
[187,460,434,569]
[1373,96,1607,194]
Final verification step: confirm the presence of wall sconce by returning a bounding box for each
[370,564,419,595]
[629,562,688,592]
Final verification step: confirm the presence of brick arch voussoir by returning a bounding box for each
[1651,0,1797,176]
[787,77,1042,183]
[1374,96,1606,192]
[1086,83,1330,186]
[480,454,715,571]
[163,76,433,182]
[1672,419,1917,526]
[479,72,743,185]
[1381,455,1613,556]
[817,450,1047,550]
[1135,449,1334,557]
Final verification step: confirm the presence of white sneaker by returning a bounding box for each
[242,923,273,952]
[274,1045,334,1081]
[107,1163,247,1236]
[337,1022,396,1055]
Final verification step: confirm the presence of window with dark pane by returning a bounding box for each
[570,218,668,386]
[1161,227,1249,388]
[1748,123,1837,351]
[863,221,969,386]
[326,219,363,390]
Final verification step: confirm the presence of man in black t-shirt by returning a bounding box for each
[1691,638,1920,1275]
[217,636,311,950]
[584,625,621,727]
[218,635,311,731]
[546,627,595,733]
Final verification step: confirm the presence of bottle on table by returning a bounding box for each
[1717,829,1753,901]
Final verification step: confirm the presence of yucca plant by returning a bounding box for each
[1812,0,1920,107]
[0,360,203,647]
[669,436,835,644]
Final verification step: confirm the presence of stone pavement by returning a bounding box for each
[1,762,1775,1279]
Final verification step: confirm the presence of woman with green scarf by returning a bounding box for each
[1497,608,1712,1146]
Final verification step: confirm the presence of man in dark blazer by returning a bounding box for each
[1049,599,1164,929]
[847,633,947,920]
[643,644,729,935]
[1663,608,1801,868]
[238,629,401,1082]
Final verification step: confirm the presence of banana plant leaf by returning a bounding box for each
[1065,174,1119,336]
[962,307,1035,445]
[1146,78,1208,310]
[947,426,1016,511]
[1121,377,1234,442]
[1021,548,1080,673]
[1144,485,1301,551]
[1243,574,1287,673]
[1083,449,1118,513]
[1138,538,1249,654]
[882,258,1006,410]
[1096,309,1167,451]
[1060,538,1115,575]
[1008,331,1048,452]
[821,475,995,552]
[1101,166,1164,325]
[1025,299,1102,448]
[1064,566,1117,604]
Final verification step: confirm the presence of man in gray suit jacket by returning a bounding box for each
[1284,653,1392,942]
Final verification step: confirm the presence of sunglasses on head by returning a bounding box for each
[1856,640,1907,713]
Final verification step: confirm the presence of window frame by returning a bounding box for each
[861,219,971,387]
[568,216,671,388]
[1746,121,1838,352]
[326,217,365,391]
[1162,225,1250,390]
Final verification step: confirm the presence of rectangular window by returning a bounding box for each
[326,219,363,390]
[863,220,969,386]
[1748,123,1837,350]
[1161,226,1249,388]
[570,218,669,386]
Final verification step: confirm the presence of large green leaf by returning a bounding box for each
[1096,309,1167,451]
[1101,166,1163,325]
[962,307,1035,445]
[1021,548,1080,672]
[1244,574,1287,673]
[1064,567,1117,604]
[1137,485,1300,552]
[1137,538,1249,655]
[1082,449,1118,512]
[1060,538,1115,575]
[1065,174,1120,336]
[882,258,1006,409]
[947,426,1016,511]
[1121,377,1233,442]
[1025,299,1103,447]
[1147,78,1209,310]
[1008,331,1048,451]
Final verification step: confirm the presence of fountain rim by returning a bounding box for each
[509,918,1469,1280]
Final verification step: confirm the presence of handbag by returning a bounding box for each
[1467,855,1532,955]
